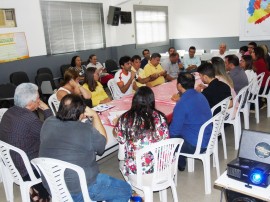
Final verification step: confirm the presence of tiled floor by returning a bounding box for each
[1,108,269,201]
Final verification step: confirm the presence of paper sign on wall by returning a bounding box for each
[0,32,29,63]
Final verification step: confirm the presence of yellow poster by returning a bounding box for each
[0,32,29,63]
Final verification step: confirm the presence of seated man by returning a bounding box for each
[197,62,231,109]
[140,49,150,69]
[225,54,249,94]
[114,56,136,98]
[144,53,174,87]
[0,83,52,201]
[39,94,132,201]
[161,52,181,79]
[213,43,228,60]
[131,55,155,87]
[169,72,212,171]
[183,46,201,72]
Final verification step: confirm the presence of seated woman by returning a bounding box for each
[113,86,169,176]
[83,67,111,107]
[86,54,113,86]
[56,69,92,107]
[69,55,86,83]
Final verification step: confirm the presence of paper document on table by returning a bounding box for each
[108,110,127,125]
[92,104,114,112]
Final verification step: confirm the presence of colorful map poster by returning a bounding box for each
[240,0,270,41]
[0,32,29,63]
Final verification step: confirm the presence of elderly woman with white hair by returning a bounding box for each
[0,83,52,202]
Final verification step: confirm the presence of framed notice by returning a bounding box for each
[0,32,29,63]
[240,0,270,41]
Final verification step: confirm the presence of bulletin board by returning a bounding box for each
[0,32,29,63]
[240,0,270,41]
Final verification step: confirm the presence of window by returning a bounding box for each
[134,5,168,48]
[40,1,105,55]
[0,9,16,27]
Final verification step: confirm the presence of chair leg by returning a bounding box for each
[202,157,211,194]
[187,158,194,172]
[255,99,260,124]
[159,189,167,202]
[214,147,220,177]
[20,184,31,202]
[233,117,241,150]
[143,187,153,202]
[243,103,250,129]
[267,97,270,118]
[171,182,179,202]
[220,126,227,159]
[2,170,14,202]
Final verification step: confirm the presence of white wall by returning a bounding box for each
[0,0,241,57]
[169,0,241,39]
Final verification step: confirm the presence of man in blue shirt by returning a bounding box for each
[169,72,212,171]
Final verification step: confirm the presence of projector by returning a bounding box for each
[227,158,270,188]
[227,130,270,188]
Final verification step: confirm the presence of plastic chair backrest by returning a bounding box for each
[0,108,8,122]
[48,93,59,115]
[0,140,39,185]
[211,96,231,116]
[60,64,70,77]
[194,113,223,156]
[107,79,122,100]
[135,138,184,189]
[249,72,265,101]
[228,86,248,120]
[31,158,92,202]
[260,76,270,96]
[105,59,119,75]
[10,71,30,86]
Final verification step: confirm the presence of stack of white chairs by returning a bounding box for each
[31,158,94,202]
[0,141,42,202]
[258,76,270,117]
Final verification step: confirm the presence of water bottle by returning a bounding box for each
[130,196,143,202]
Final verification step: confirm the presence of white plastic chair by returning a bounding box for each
[247,72,265,124]
[0,140,42,202]
[31,158,94,202]
[258,75,270,117]
[107,79,122,100]
[240,81,254,130]
[223,86,249,150]
[211,96,231,159]
[180,113,223,194]
[125,138,184,202]
[48,93,59,115]
[0,108,8,122]
[0,108,8,183]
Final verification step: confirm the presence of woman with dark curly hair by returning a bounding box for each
[113,86,169,176]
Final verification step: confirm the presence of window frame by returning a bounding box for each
[133,5,169,49]
[40,0,106,55]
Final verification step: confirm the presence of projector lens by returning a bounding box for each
[250,169,264,184]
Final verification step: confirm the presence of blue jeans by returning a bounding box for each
[71,173,132,202]
[178,140,207,168]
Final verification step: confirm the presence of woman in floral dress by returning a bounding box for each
[113,86,169,176]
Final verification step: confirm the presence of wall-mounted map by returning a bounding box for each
[240,0,270,41]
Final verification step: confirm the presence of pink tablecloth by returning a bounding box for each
[99,81,178,125]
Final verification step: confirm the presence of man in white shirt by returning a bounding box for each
[114,56,136,98]
[161,52,180,79]
[183,46,201,72]
[214,43,228,60]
